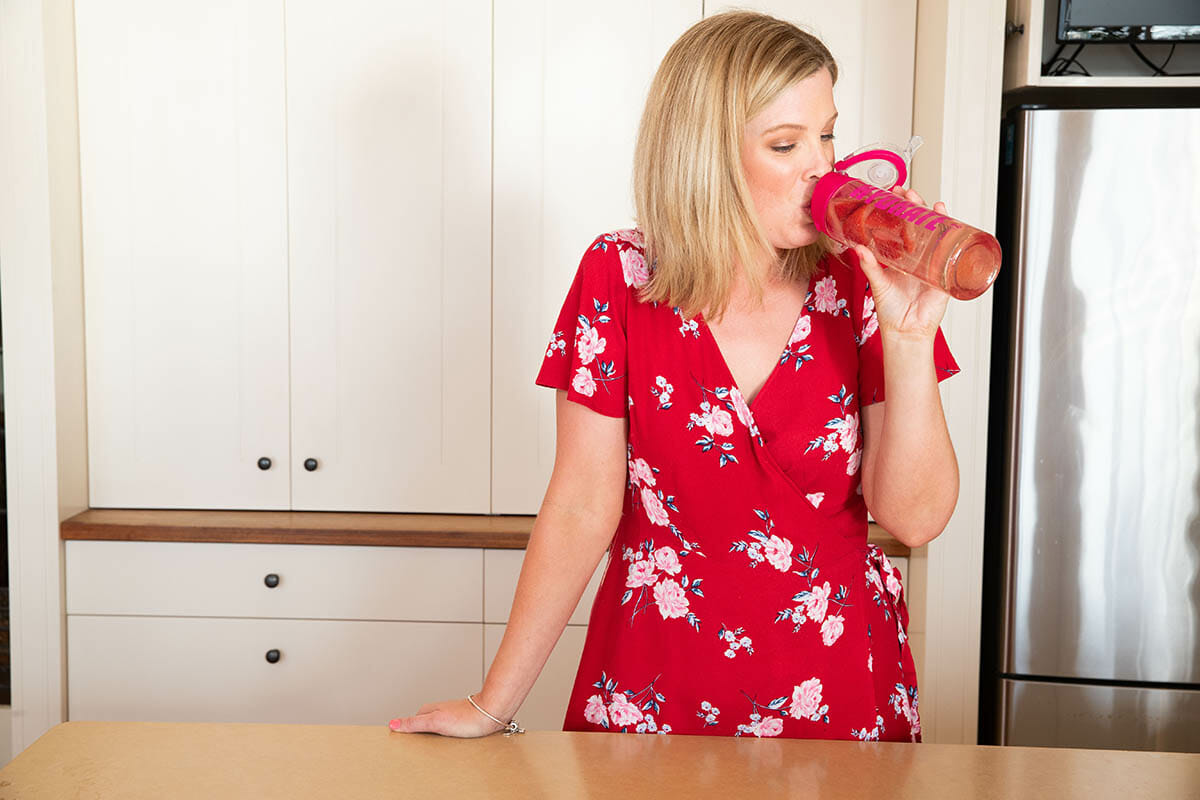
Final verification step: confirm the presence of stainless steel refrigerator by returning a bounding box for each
[981,88,1200,753]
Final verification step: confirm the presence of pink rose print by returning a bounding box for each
[619,247,650,288]
[614,228,645,248]
[626,559,657,588]
[641,486,670,527]
[572,367,596,397]
[862,293,879,341]
[608,694,644,728]
[729,387,755,430]
[790,677,828,722]
[584,694,609,726]
[820,613,845,646]
[846,448,862,477]
[575,326,606,366]
[789,314,812,344]
[628,457,656,488]
[653,579,690,620]
[653,546,682,576]
[813,276,839,314]
[757,716,784,737]
[762,534,794,572]
[839,412,859,454]
[886,570,902,602]
[805,581,831,622]
[709,407,734,437]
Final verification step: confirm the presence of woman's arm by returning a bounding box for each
[856,191,959,549]
[859,343,958,548]
[388,390,627,736]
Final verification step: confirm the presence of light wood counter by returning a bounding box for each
[59,509,910,556]
[1,722,1196,799]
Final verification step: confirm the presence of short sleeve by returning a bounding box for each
[535,235,632,418]
[846,253,960,406]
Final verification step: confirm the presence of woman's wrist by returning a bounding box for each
[475,685,520,724]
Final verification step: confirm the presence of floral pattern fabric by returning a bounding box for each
[536,229,958,741]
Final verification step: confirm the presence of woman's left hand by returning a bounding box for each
[852,187,951,341]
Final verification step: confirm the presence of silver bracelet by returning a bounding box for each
[467,693,525,735]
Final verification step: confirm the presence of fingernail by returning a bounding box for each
[389,719,402,731]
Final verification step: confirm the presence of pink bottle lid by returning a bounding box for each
[810,145,912,236]
[809,172,853,235]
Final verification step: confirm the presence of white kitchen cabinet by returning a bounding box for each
[77,1,492,512]
[492,0,919,514]
[65,540,485,724]
[76,1,291,510]
[286,0,492,512]
[67,615,482,725]
[490,1,704,514]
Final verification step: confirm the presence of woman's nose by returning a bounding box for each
[807,151,834,182]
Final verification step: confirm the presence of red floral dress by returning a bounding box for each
[536,229,958,741]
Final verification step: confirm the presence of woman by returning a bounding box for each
[389,10,958,741]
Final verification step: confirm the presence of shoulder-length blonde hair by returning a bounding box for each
[633,11,838,321]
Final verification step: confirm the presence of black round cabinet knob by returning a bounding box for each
[303,458,318,472]
[264,573,280,589]
[257,457,272,470]
[265,649,281,664]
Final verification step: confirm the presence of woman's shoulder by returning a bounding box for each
[579,228,652,292]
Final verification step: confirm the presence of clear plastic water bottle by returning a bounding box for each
[810,139,1001,301]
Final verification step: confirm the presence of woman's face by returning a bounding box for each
[740,68,837,252]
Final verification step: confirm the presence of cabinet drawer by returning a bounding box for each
[67,615,482,725]
[484,549,608,625]
[65,540,482,621]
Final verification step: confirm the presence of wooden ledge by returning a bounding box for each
[60,509,910,557]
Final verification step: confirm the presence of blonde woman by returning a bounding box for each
[390,10,958,741]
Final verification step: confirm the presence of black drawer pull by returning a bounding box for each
[264,573,280,588]
[303,458,318,471]
[265,649,281,664]
[257,457,272,470]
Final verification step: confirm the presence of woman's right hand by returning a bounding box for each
[387,698,505,737]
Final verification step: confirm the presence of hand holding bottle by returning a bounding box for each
[849,186,952,342]
[811,140,1002,301]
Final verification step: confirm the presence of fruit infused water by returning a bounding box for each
[810,166,1002,301]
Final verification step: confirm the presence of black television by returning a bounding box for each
[1058,0,1200,43]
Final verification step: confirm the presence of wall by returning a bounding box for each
[909,0,1006,743]
[0,0,88,757]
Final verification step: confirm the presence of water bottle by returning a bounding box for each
[810,138,1001,300]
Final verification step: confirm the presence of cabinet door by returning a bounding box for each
[491,1,704,514]
[76,1,290,509]
[67,615,482,725]
[286,0,492,512]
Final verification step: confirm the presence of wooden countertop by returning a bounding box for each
[60,509,910,556]
[1,722,1196,799]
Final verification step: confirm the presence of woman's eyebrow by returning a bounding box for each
[761,113,839,135]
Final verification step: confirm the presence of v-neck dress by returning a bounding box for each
[535,229,959,741]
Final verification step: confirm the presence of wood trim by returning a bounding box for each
[60,509,910,556]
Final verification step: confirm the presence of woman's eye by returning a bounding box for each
[821,133,836,142]
[771,144,795,153]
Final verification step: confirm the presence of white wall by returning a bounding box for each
[0,0,89,758]
[909,0,1006,744]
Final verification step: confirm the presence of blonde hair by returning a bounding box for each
[633,11,838,321]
